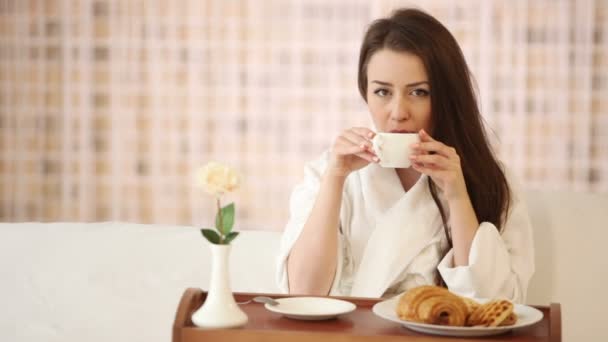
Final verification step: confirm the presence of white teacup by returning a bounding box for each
[372,132,420,168]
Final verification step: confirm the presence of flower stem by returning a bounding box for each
[216,197,224,244]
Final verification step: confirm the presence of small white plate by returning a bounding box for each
[264,297,357,320]
[372,296,544,337]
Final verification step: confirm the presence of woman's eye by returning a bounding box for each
[374,88,390,97]
[411,88,430,97]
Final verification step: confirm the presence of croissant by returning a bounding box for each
[396,285,468,326]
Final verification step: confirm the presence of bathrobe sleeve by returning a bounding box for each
[437,172,535,303]
[275,152,351,294]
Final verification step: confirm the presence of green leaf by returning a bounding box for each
[223,231,239,245]
[215,203,235,235]
[200,229,220,245]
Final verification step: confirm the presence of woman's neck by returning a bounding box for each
[396,167,422,192]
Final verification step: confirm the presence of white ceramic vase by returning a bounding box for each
[191,244,248,329]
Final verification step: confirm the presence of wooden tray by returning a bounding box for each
[173,288,561,342]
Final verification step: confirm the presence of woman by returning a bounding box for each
[276,8,534,302]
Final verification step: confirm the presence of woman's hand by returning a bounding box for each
[327,127,379,178]
[411,129,480,266]
[410,129,468,201]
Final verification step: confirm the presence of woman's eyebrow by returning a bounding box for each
[370,80,429,87]
[405,81,429,87]
[371,80,393,86]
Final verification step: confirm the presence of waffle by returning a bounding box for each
[466,299,514,327]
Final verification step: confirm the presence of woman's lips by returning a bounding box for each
[389,129,416,134]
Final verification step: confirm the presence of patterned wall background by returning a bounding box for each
[1,0,607,230]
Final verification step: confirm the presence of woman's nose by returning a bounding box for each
[390,97,410,121]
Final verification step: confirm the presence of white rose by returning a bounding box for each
[195,162,240,196]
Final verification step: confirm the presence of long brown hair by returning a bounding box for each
[357,9,512,247]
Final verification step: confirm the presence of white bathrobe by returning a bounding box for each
[276,151,535,303]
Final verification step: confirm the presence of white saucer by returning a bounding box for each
[264,297,357,320]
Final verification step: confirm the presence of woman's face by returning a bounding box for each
[366,49,432,134]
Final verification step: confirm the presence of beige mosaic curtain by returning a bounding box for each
[1,0,607,230]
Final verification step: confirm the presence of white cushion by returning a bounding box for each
[0,222,279,342]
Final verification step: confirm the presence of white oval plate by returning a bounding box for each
[264,297,357,320]
[372,296,544,337]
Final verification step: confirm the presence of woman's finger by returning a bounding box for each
[419,129,435,141]
[413,141,456,158]
[335,136,365,154]
[343,130,373,150]
[335,137,378,162]
[356,151,379,163]
[412,161,446,177]
[410,153,451,169]
[336,144,377,163]
[351,127,376,140]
